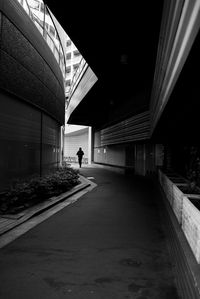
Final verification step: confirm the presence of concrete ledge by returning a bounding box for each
[0,175,90,236]
[158,181,200,299]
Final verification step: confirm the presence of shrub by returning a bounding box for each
[0,166,80,213]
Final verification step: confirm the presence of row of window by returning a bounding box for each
[66,63,79,74]
[28,0,48,15]
[32,17,57,40]
[45,23,59,40]
[66,40,71,47]
[65,79,71,87]
[66,50,80,60]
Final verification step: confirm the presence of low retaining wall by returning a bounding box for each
[182,195,200,263]
[159,169,200,298]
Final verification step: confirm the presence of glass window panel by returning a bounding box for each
[73,63,79,71]
[66,53,71,60]
[73,50,80,57]
[66,40,71,47]
[66,66,71,74]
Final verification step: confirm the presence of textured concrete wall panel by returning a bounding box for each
[0,5,65,124]
[0,1,64,189]
[0,90,61,190]
[0,91,41,188]
[94,145,125,167]
[0,91,41,143]
[43,61,61,98]
[2,17,44,80]
[0,50,44,107]
[0,0,64,88]
[42,114,60,171]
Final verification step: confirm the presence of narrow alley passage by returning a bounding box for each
[0,167,180,299]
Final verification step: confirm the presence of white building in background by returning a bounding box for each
[64,125,92,165]
[65,39,82,96]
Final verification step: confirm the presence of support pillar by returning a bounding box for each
[88,126,92,164]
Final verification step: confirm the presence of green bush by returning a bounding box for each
[0,166,80,213]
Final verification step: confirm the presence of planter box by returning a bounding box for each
[158,169,163,185]
[172,184,185,223]
[159,170,188,208]
[159,169,200,263]
[182,195,200,263]
[161,173,174,206]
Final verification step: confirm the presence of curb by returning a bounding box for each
[0,175,91,236]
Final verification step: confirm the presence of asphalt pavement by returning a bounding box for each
[0,166,180,299]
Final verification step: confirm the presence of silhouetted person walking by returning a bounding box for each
[76,147,84,168]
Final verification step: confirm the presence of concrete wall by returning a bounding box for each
[64,128,88,160]
[94,145,126,167]
[0,91,61,189]
[0,1,65,190]
[0,0,65,124]
[93,129,164,175]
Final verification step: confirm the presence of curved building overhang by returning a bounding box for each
[44,0,164,130]
[45,0,200,142]
[0,0,65,124]
[65,65,98,124]
[150,0,200,135]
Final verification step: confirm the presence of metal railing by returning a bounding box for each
[66,57,88,105]
[16,0,66,78]
[63,156,88,164]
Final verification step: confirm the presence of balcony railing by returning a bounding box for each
[16,0,66,78]
[66,57,88,104]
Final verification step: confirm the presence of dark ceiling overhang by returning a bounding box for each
[44,0,164,129]
[152,30,200,144]
[44,1,200,142]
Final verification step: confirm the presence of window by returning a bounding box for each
[73,50,80,57]
[29,0,40,10]
[45,8,49,16]
[65,80,71,87]
[73,63,79,71]
[66,53,71,60]
[45,22,49,31]
[54,32,59,40]
[66,66,71,74]
[66,40,71,47]
[49,25,55,37]
[40,2,45,13]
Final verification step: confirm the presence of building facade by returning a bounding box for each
[65,39,82,97]
[0,0,66,190]
[64,127,89,164]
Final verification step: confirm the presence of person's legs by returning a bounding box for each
[79,158,82,168]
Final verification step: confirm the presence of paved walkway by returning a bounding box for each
[0,167,180,299]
